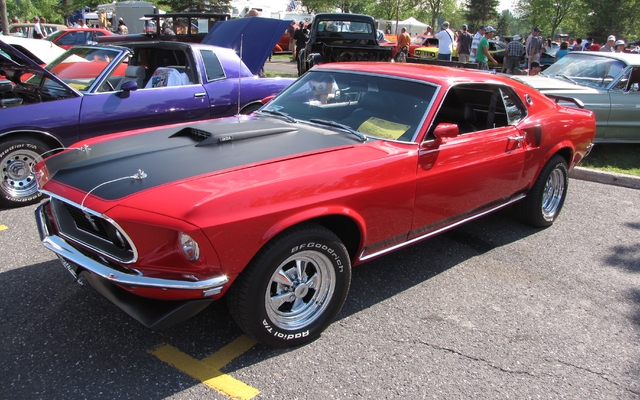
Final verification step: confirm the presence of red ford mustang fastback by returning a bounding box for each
[34,62,595,347]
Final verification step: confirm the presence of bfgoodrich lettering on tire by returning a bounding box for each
[0,138,49,208]
[227,223,351,348]
[516,155,569,228]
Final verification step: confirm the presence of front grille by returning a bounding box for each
[63,202,111,241]
[50,198,135,263]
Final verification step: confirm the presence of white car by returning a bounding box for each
[0,35,66,65]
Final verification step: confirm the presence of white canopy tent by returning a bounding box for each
[391,17,431,35]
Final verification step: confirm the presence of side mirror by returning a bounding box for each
[117,80,138,98]
[422,123,459,149]
[434,123,459,139]
[120,81,138,92]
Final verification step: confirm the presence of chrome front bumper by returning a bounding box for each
[35,200,229,294]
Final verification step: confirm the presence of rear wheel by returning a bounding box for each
[240,103,262,115]
[227,223,351,348]
[0,138,49,208]
[515,155,568,227]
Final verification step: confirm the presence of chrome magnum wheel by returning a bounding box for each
[227,223,351,348]
[265,250,336,331]
[541,166,566,220]
[0,138,48,208]
[516,155,569,228]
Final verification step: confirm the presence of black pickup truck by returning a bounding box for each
[297,13,392,76]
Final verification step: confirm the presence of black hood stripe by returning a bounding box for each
[44,116,358,201]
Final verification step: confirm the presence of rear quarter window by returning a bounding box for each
[199,49,225,81]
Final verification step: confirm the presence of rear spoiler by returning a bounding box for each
[544,94,585,109]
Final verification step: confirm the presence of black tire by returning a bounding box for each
[227,223,351,348]
[0,138,49,208]
[515,155,569,228]
[240,103,262,115]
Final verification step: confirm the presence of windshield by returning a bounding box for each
[25,47,124,92]
[44,30,65,41]
[317,20,374,34]
[262,70,437,142]
[542,53,627,89]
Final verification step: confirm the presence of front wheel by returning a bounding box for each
[0,138,49,208]
[515,155,569,228]
[227,223,351,348]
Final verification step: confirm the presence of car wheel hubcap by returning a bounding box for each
[1,148,39,199]
[266,250,336,330]
[542,167,565,220]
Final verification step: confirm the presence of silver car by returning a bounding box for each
[511,52,640,143]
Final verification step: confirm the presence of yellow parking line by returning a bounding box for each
[150,335,260,399]
[0,225,7,231]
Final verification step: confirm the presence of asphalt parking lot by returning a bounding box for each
[1,177,638,399]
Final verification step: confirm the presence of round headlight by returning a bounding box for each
[178,232,200,262]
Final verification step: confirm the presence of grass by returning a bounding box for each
[264,71,298,78]
[580,144,640,176]
[270,54,292,61]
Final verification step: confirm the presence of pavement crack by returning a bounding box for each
[553,358,640,395]
[412,339,538,377]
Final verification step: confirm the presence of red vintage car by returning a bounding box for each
[34,63,595,348]
[45,28,114,49]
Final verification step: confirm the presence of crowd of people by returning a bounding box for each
[394,21,635,75]
[7,12,130,38]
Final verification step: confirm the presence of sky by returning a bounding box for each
[499,0,514,13]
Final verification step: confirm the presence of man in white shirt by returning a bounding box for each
[32,16,43,39]
[435,21,455,61]
[470,25,485,62]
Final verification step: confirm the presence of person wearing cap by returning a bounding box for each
[526,27,543,67]
[614,39,625,53]
[424,25,433,37]
[435,21,455,61]
[601,35,616,52]
[528,61,541,75]
[476,26,498,70]
[456,24,473,63]
[470,25,486,62]
[505,34,525,74]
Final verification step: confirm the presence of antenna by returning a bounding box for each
[237,34,243,116]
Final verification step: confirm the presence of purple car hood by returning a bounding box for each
[201,17,292,75]
[0,40,70,88]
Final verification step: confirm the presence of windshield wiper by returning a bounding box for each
[258,109,297,123]
[555,74,578,85]
[310,119,367,142]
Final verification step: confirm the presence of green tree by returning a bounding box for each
[464,0,499,31]
[497,9,512,36]
[156,0,231,13]
[582,0,639,42]
[514,0,576,39]
[1,0,8,35]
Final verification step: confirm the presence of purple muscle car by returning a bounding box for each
[0,17,294,208]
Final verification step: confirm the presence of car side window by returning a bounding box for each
[499,87,527,125]
[200,49,226,82]
[428,84,523,138]
[612,67,640,92]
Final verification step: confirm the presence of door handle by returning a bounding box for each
[194,93,206,98]
[508,135,525,148]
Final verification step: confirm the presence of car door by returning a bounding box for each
[604,66,640,142]
[78,77,210,140]
[410,84,526,239]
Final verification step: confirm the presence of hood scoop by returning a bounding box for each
[170,124,298,146]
